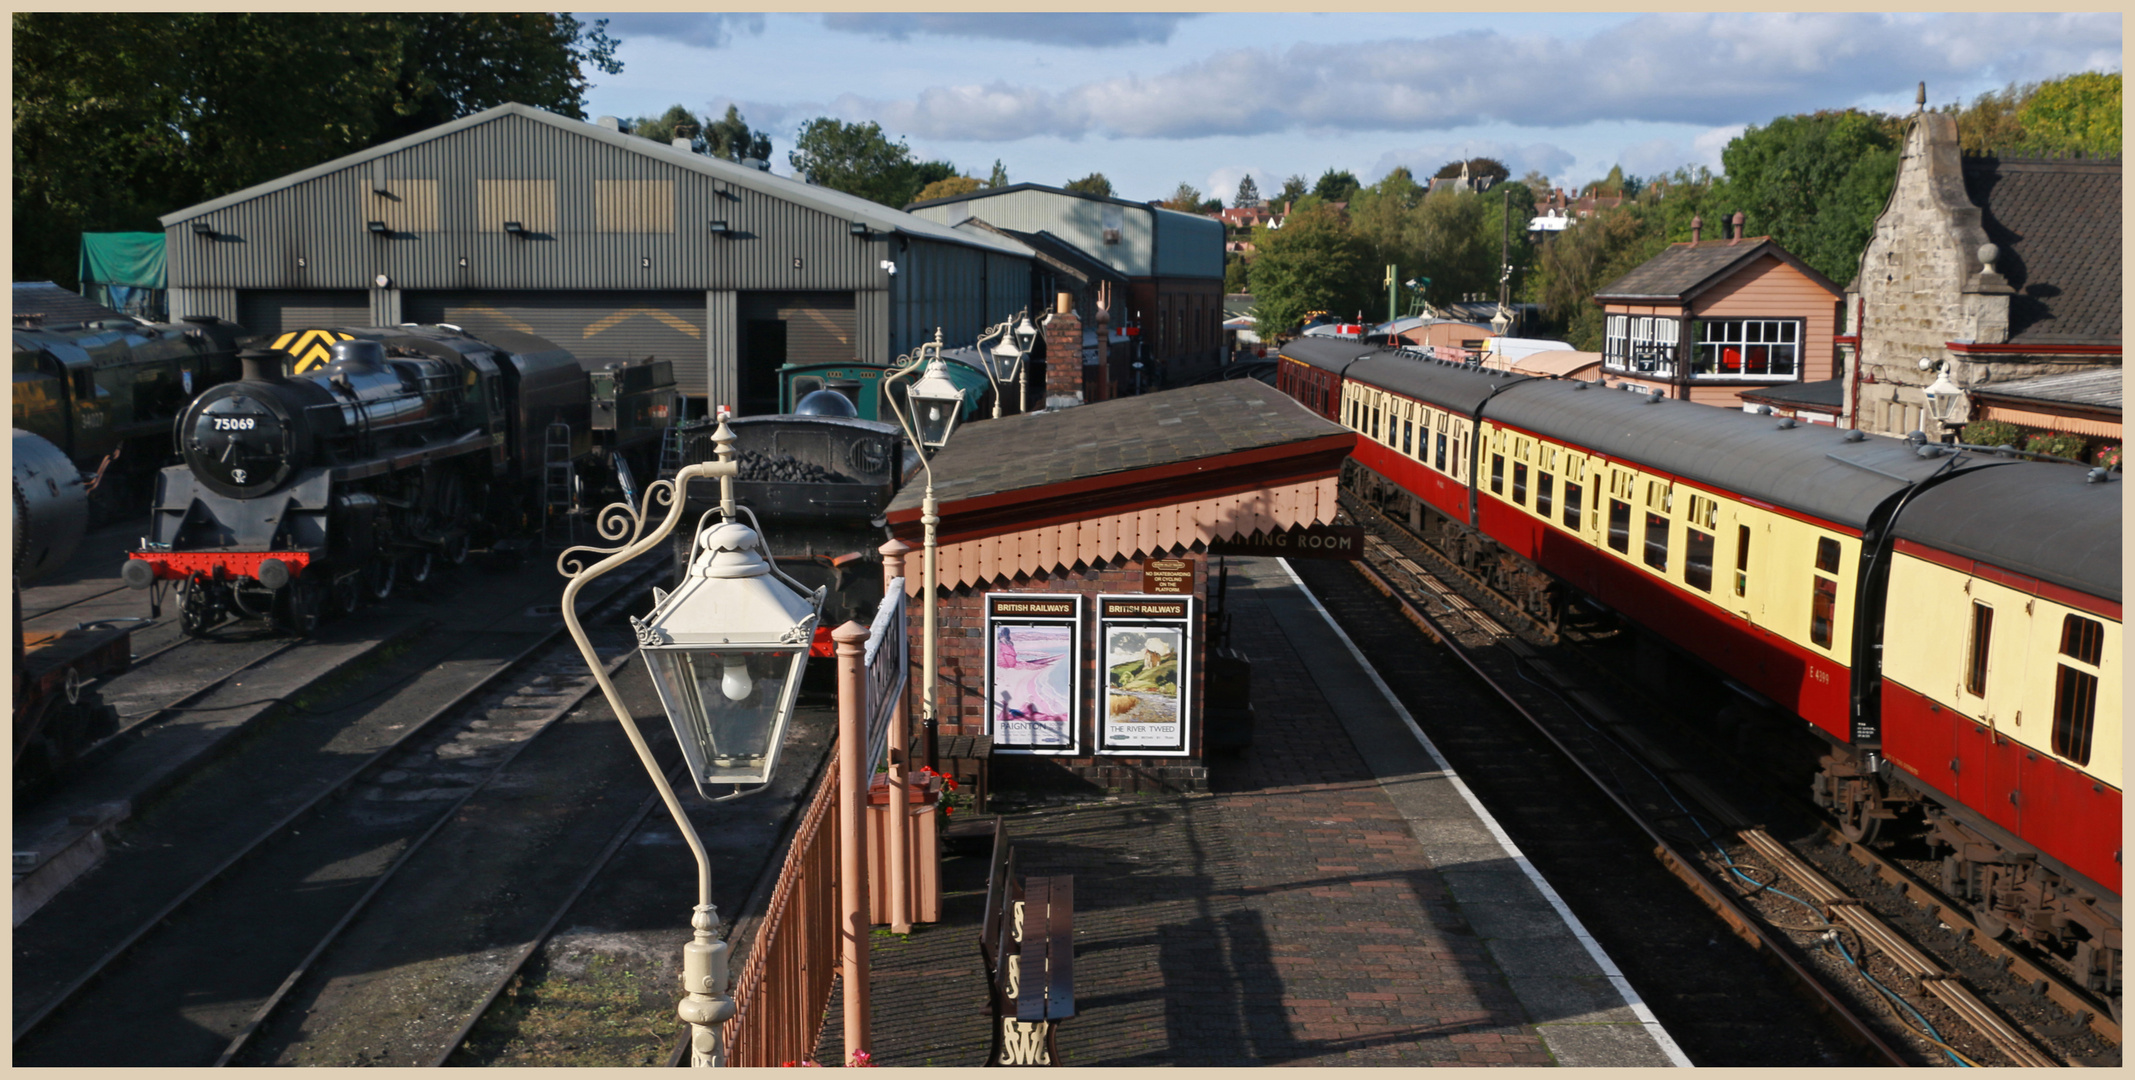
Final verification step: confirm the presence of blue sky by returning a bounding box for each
[576,12,2122,203]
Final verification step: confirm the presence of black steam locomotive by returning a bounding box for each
[123,325,677,635]
[12,314,247,522]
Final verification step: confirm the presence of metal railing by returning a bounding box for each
[723,756,843,1067]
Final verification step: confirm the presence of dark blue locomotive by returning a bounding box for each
[124,325,676,635]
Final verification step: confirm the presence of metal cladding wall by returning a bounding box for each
[1152,208,1224,279]
[234,290,369,338]
[890,239,1035,357]
[402,290,708,385]
[159,105,1034,400]
[909,187,1155,278]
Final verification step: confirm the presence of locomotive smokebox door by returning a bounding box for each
[589,370,618,431]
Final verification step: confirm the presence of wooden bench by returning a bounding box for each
[978,819,1073,1066]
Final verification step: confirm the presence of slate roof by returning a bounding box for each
[1594,237,1841,302]
[1738,378,1845,411]
[1961,156,2122,345]
[12,282,128,327]
[1968,367,2122,412]
[886,380,1346,513]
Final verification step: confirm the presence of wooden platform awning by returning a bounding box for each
[886,381,1353,592]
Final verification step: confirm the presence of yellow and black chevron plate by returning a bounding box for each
[271,328,355,374]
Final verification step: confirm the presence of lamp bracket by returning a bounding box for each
[630,616,671,647]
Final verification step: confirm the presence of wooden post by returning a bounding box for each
[833,619,873,1064]
[878,539,915,934]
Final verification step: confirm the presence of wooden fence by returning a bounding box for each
[723,757,841,1067]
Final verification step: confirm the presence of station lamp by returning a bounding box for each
[1921,358,1964,429]
[898,330,967,449]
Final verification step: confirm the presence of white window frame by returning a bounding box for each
[1691,318,1803,380]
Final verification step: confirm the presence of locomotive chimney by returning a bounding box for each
[239,348,286,383]
[329,340,387,368]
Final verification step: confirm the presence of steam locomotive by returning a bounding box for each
[123,325,677,635]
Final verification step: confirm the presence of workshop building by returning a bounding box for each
[157,103,1037,414]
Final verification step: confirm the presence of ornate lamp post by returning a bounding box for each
[1920,357,1966,441]
[978,310,1039,418]
[558,421,825,1066]
[883,329,967,772]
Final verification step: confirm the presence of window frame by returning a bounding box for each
[1964,601,1993,696]
[1689,317,1804,381]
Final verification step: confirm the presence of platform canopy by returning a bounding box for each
[886,381,1354,591]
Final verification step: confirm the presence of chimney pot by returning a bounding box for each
[1691,215,1702,242]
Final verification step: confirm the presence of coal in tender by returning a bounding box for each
[734,450,855,486]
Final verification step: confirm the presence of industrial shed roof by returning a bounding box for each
[1890,460,2120,603]
[158,103,1032,261]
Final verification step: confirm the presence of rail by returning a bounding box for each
[723,756,843,1067]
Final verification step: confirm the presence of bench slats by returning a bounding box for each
[1017,875,1051,1022]
[1045,875,1074,1021]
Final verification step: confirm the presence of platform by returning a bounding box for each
[818,555,1689,1066]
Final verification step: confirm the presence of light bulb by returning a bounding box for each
[927,405,942,423]
[720,661,753,701]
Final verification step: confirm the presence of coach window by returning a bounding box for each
[1536,472,1554,518]
[1403,415,1414,456]
[1815,536,1841,575]
[1964,601,1993,696]
[1685,528,1714,591]
[1734,525,1751,596]
[1512,462,1528,505]
[1810,576,1838,649]
[2052,614,2102,766]
[1608,498,1632,554]
[1491,453,1505,495]
[1563,480,1583,530]
[1643,511,1669,571]
[1434,420,1448,472]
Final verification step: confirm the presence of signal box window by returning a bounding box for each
[1685,529,1714,592]
[1491,454,1505,495]
[1563,483,1582,530]
[1734,525,1750,596]
[1815,537,1840,575]
[1643,512,1669,570]
[2053,614,2103,766]
[1965,601,1992,696]
[1608,499,1631,554]
[1536,474,1554,518]
[1810,576,1837,648]
[1513,463,1528,505]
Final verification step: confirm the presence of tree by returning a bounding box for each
[634,104,701,145]
[1312,168,1360,203]
[1063,173,1114,197]
[1275,174,1310,206]
[1233,175,1261,208]
[1518,169,1555,196]
[1432,157,1510,186]
[986,159,1010,188]
[1709,109,1899,282]
[787,117,953,208]
[1160,182,1203,212]
[1201,197,1225,213]
[1950,81,2033,155]
[1247,205,1375,336]
[704,104,772,162]
[2019,71,2121,157]
[1223,253,1252,293]
[913,175,982,203]
[12,12,620,288]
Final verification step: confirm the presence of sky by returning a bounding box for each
[574,12,2122,204]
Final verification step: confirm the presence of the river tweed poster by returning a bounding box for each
[1097,596,1193,754]
[984,594,1081,754]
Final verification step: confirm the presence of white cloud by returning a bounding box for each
[1691,124,1747,170]
[819,13,1198,48]
[803,13,2119,142]
[597,13,764,50]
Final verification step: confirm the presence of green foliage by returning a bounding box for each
[704,104,772,163]
[787,118,955,208]
[1433,157,1510,185]
[913,175,982,203]
[1961,419,2024,448]
[1247,205,1374,337]
[1063,173,1114,197]
[1160,182,1203,212]
[2094,445,2121,470]
[1312,168,1360,203]
[1950,81,2034,155]
[2019,71,2121,158]
[1710,109,1899,283]
[1275,174,1310,205]
[632,104,700,145]
[1223,253,1251,293]
[986,159,1010,188]
[1233,175,1261,208]
[11,12,620,288]
[2024,430,2090,460]
[1536,203,1674,349]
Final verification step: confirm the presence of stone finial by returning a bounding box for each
[1916,81,1927,109]
[1977,243,1998,274]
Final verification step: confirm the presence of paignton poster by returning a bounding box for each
[984,594,1081,753]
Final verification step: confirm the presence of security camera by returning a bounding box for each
[880,259,897,275]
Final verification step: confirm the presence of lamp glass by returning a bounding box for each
[643,645,807,788]
[1012,315,1039,352]
[908,362,965,448]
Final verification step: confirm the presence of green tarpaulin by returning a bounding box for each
[79,231,165,288]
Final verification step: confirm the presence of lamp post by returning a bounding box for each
[1920,358,1965,441]
[558,420,826,1067]
[979,310,1039,418]
[883,330,967,773]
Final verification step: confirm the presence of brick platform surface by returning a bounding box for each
[814,556,1676,1067]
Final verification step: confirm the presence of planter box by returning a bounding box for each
[866,772,942,925]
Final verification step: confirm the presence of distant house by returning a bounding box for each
[1591,215,1843,410]
[1844,99,2120,448]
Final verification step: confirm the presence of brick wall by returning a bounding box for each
[913,552,1211,796]
[1041,307,1083,406]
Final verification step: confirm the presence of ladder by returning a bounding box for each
[541,421,576,548]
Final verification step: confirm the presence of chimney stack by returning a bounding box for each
[1731,211,1746,242]
[1690,215,1702,243]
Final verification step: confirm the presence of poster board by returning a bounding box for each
[984,594,1082,754]
[1095,596,1194,756]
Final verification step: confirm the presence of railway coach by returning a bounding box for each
[1278,338,2120,1010]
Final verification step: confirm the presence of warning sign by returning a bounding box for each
[271,328,355,374]
[1141,558,1194,594]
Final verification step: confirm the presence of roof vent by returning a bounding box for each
[1844,429,1866,442]
[2086,468,2111,484]
[1572,380,1587,390]
[1775,418,1796,429]
[596,115,622,132]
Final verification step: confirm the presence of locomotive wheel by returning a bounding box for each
[179,579,218,637]
[331,573,361,615]
[443,533,470,566]
[277,579,323,637]
[367,559,396,602]
[406,551,436,586]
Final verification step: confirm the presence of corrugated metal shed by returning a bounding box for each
[156,103,1035,403]
[907,183,1221,282]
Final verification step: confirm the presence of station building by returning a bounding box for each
[156,103,1037,414]
[885,379,1354,797]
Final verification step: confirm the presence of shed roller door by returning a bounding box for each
[236,290,369,339]
[403,290,708,395]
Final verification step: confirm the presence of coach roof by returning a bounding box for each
[1890,460,2120,604]
[1346,348,1535,417]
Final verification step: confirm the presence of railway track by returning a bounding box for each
[11,556,668,1066]
[1332,495,2112,1066]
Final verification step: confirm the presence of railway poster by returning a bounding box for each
[984,594,1082,754]
[1096,596,1193,755]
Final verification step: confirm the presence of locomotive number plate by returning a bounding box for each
[213,417,258,430]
